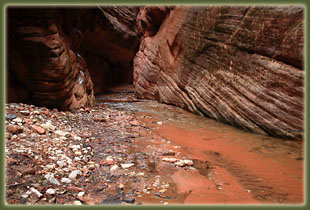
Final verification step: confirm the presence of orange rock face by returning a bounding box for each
[133,6,304,139]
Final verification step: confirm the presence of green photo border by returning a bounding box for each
[0,0,308,209]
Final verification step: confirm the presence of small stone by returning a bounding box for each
[174,159,193,167]
[20,110,30,116]
[105,159,115,165]
[216,182,223,186]
[70,145,81,150]
[30,187,43,198]
[19,133,27,139]
[46,188,56,195]
[74,151,82,156]
[7,125,23,134]
[156,121,163,125]
[59,136,68,141]
[45,174,60,185]
[161,183,169,188]
[162,157,178,163]
[129,171,136,176]
[57,160,66,167]
[73,157,81,161]
[42,110,50,115]
[68,186,84,192]
[110,165,119,171]
[73,136,82,141]
[74,157,81,161]
[69,170,82,179]
[88,165,95,170]
[119,183,124,189]
[32,125,45,135]
[102,156,114,165]
[41,121,56,130]
[137,172,145,176]
[217,186,223,190]
[23,118,33,125]
[159,189,167,193]
[123,197,135,203]
[106,156,114,161]
[121,163,134,169]
[61,178,72,184]
[55,130,70,137]
[46,164,55,169]
[159,149,175,156]
[22,190,32,198]
[77,192,85,197]
[13,117,23,123]
[55,149,63,154]
[5,114,16,120]
[16,106,24,111]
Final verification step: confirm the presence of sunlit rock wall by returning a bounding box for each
[133,6,304,139]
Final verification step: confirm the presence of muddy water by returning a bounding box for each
[97,89,304,205]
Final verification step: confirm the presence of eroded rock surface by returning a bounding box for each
[8,6,142,108]
[8,8,95,110]
[134,6,304,139]
[7,6,305,139]
[80,6,140,94]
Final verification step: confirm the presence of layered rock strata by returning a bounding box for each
[134,6,304,139]
[80,6,140,94]
[8,8,95,110]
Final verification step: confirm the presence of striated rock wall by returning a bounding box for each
[134,6,304,139]
[7,6,305,139]
[80,6,140,94]
[8,8,95,110]
[7,6,141,107]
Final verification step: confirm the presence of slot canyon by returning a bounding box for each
[5,5,305,205]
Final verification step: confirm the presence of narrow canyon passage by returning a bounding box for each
[5,85,304,205]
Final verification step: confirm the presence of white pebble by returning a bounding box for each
[30,187,43,197]
[61,177,72,184]
[57,160,66,167]
[110,165,119,171]
[68,170,82,179]
[121,163,134,169]
[46,188,56,195]
[77,192,85,197]
[45,174,60,185]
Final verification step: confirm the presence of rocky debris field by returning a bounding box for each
[5,102,197,205]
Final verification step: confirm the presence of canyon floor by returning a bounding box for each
[5,85,304,205]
